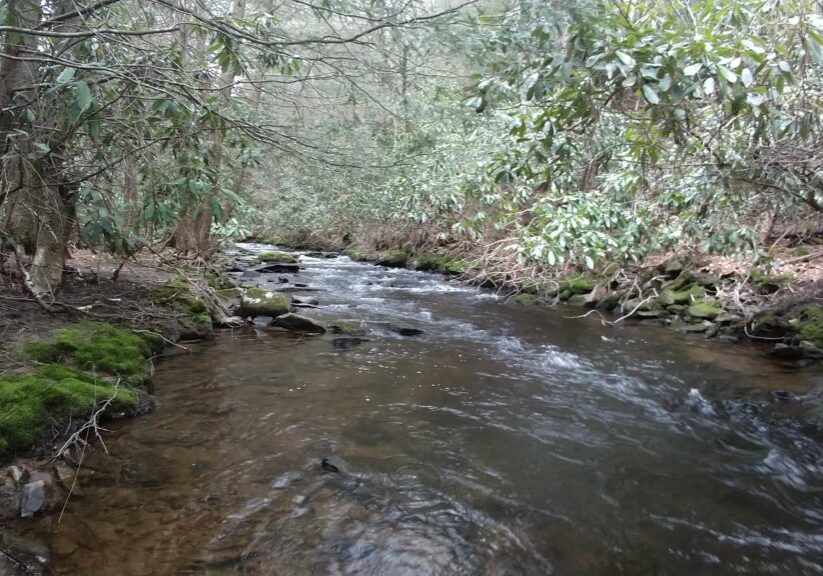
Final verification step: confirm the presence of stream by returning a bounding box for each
[7,243,823,575]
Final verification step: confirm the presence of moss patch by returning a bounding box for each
[789,304,823,348]
[258,251,297,264]
[150,279,207,315]
[687,300,723,319]
[376,249,409,267]
[0,364,136,454]
[559,277,597,295]
[23,322,153,386]
[672,285,704,304]
[414,253,467,275]
[510,293,537,306]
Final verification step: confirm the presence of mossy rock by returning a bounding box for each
[239,288,291,317]
[150,279,207,315]
[376,249,409,267]
[687,300,723,319]
[23,322,153,386]
[510,293,537,306]
[672,285,704,304]
[258,251,297,264]
[662,271,694,292]
[179,314,214,340]
[567,293,588,306]
[789,304,823,348]
[329,320,367,336]
[216,287,243,311]
[414,253,467,275]
[658,289,676,306]
[559,277,597,295]
[0,364,138,454]
[558,289,572,301]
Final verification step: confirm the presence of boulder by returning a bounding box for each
[257,251,297,263]
[271,313,326,334]
[240,288,291,317]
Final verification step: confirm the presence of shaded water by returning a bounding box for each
[12,244,823,575]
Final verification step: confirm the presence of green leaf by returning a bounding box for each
[740,68,754,87]
[75,81,92,113]
[56,67,76,85]
[717,65,737,83]
[615,50,636,67]
[703,77,716,95]
[683,63,703,76]
[642,84,660,104]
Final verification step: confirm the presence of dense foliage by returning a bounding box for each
[2,0,822,296]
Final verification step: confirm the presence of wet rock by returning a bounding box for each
[768,343,805,360]
[387,324,424,336]
[714,313,742,324]
[292,296,319,306]
[252,263,300,274]
[215,315,245,328]
[20,481,45,518]
[583,285,608,308]
[771,389,796,403]
[672,319,714,333]
[271,313,326,334]
[332,337,369,349]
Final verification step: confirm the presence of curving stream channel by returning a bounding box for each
[9,243,823,575]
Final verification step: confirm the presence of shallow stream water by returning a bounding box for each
[9,243,823,575]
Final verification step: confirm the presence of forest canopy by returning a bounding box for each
[1,0,822,296]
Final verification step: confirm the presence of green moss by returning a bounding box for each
[672,285,704,304]
[414,253,467,275]
[788,304,823,348]
[793,246,811,257]
[751,269,794,286]
[150,279,207,315]
[559,277,596,294]
[567,294,588,306]
[377,249,409,267]
[23,322,152,386]
[240,288,291,317]
[258,251,297,264]
[0,363,136,454]
[688,300,723,319]
[510,293,537,306]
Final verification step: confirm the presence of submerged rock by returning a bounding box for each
[329,321,367,336]
[20,481,45,518]
[252,263,300,274]
[387,324,424,336]
[271,313,326,334]
[332,337,369,349]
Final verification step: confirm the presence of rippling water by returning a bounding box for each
[10,244,823,575]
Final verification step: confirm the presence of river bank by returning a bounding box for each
[262,232,823,364]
